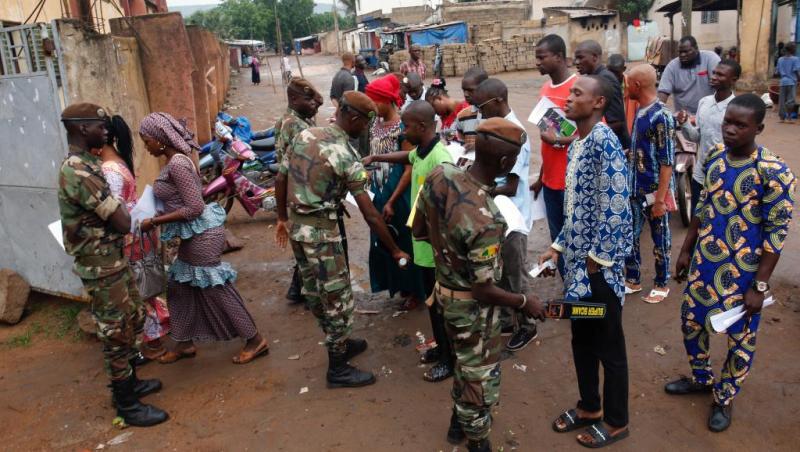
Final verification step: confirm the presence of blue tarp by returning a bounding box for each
[409,23,468,46]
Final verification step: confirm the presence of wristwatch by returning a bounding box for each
[752,280,770,293]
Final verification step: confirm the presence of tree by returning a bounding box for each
[338,0,361,17]
[615,0,655,20]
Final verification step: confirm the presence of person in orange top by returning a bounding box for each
[608,54,639,136]
[529,34,578,277]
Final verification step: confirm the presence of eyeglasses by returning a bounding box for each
[476,97,499,110]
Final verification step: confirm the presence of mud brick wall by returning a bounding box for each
[441,0,531,24]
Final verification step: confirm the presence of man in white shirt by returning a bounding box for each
[676,59,740,215]
[472,78,537,351]
[400,72,426,113]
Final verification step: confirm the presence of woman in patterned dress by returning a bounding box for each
[364,75,426,309]
[99,115,170,361]
[138,112,269,365]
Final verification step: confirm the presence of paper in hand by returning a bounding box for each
[48,220,65,250]
[528,96,577,137]
[494,195,527,236]
[129,185,157,233]
[710,296,774,333]
[531,191,546,222]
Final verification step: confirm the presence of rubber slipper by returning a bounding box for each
[232,338,270,364]
[553,409,602,433]
[577,423,629,449]
[643,288,669,304]
[624,283,642,295]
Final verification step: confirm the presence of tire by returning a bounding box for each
[676,170,691,227]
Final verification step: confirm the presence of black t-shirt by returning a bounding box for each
[593,65,631,149]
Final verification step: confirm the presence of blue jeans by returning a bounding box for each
[542,185,566,278]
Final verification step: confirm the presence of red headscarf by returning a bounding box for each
[366,74,404,108]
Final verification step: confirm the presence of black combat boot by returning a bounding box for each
[130,365,162,398]
[111,376,169,427]
[286,266,304,304]
[343,337,368,361]
[446,409,466,444]
[326,350,376,388]
[467,438,491,452]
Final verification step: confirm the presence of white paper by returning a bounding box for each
[531,191,546,222]
[710,296,774,333]
[129,185,157,233]
[529,259,556,278]
[48,220,64,250]
[345,190,374,207]
[494,195,528,236]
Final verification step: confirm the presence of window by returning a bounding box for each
[701,11,719,24]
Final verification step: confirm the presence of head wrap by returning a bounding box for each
[139,112,199,155]
[365,75,403,107]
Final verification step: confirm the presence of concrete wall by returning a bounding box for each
[739,0,773,90]
[1,0,121,31]
[647,2,738,51]
[390,5,432,25]
[56,20,160,191]
[110,13,198,139]
[442,0,531,24]
[186,25,212,144]
[775,3,795,46]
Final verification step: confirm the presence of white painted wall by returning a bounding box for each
[647,1,738,51]
[356,0,442,15]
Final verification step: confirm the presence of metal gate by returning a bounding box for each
[0,22,87,300]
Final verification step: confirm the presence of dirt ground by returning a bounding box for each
[1,53,799,451]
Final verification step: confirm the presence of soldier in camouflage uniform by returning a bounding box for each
[412,118,545,452]
[274,78,323,304]
[275,91,411,388]
[58,103,168,427]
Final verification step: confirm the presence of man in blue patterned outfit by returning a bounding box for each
[623,64,675,304]
[539,75,632,448]
[666,94,796,432]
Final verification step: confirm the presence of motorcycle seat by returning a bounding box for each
[250,136,275,151]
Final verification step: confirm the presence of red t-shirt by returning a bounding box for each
[539,74,577,190]
[442,100,470,130]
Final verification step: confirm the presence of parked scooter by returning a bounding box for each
[202,127,278,216]
[199,118,276,183]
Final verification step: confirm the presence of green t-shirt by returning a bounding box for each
[409,141,453,267]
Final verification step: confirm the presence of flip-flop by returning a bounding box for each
[423,362,453,382]
[232,338,270,364]
[642,288,669,304]
[552,409,602,433]
[577,423,629,449]
[158,347,197,364]
[624,283,642,295]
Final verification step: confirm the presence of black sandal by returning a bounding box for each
[552,409,602,433]
[577,423,629,449]
[423,362,453,382]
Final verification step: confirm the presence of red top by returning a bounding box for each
[539,74,577,190]
[442,100,470,130]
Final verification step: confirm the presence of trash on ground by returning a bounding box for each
[512,363,527,373]
[107,431,133,445]
[299,387,309,394]
[653,345,667,356]
[380,365,393,377]
[111,416,127,429]
[355,308,380,315]
[288,354,300,360]
[391,311,406,318]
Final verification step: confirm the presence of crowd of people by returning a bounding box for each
[56,32,796,450]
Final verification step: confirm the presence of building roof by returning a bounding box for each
[293,36,317,42]
[390,21,466,34]
[543,6,617,19]
[655,0,738,14]
[224,39,265,47]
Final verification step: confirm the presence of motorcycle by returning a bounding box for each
[198,118,276,184]
[674,130,697,227]
[201,127,278,216]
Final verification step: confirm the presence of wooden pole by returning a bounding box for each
[294,50,305,78]
[681,0,692,38]
[264,54,277,94]
[333,0,341,55]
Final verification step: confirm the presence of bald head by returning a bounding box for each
[472,78,509,118]
[402,100,435,125]
[626,64,657,102]
[576,40,602,57]
[475,78,508,101]
[574,40,603,75]
[404,72,422,90]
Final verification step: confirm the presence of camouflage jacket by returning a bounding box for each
[283,124,368,243]
[415,162,506,290]
[275,107,315,166]
[58,145,126,280]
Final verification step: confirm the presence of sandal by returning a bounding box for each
[552,409,602,433]
[399,297,419,311]
[232,338,270,364]
[423,362,453,382]
[624,282,642,295]
[158,346,197,364]
[642,287,669,304]
[577,423,629,449]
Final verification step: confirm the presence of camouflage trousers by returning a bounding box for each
[82,269,145,381]
[291,239,353,354]
[438,291,502,442]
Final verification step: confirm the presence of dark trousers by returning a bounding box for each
[690,178,703,219]
[542,186,566,277]
[423,267,453,366]
[572,271,629,428]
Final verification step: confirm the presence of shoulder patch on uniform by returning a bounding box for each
[475,243,499,262]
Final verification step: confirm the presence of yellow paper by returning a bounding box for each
[406,189,422,228]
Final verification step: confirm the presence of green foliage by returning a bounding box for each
[616,0,655,19]
[185,0,351,46]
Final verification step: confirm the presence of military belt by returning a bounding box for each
[434,281,473,300]
[289,211,338,230]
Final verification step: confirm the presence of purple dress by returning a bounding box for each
[154,154,258,342]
